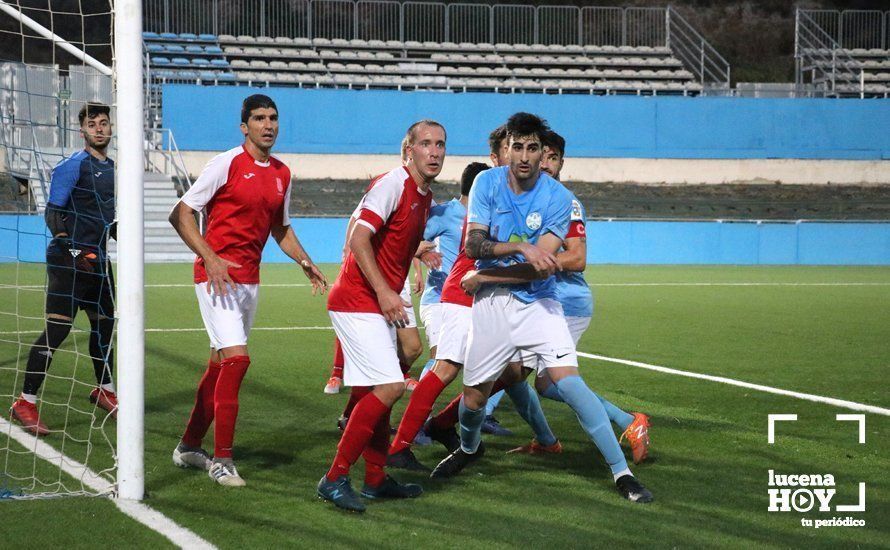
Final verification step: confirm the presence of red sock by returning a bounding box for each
[327,392,390,481]
[430,379,507,431]
[343,386,372,419]
[213,355,250,459]
[330,338,344,379]
[181,360,221,448]
[362,409,391,487]
[389,373,446,455]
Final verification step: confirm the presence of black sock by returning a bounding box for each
[23,319,73,396]
[89,316,115,387]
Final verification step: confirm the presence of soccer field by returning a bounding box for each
[3,263,889,548]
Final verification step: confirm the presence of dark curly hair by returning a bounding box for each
[461,162,489,197]
[505,112,550,143]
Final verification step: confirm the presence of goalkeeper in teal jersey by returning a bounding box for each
[10,103,118,436]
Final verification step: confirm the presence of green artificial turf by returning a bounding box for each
[2,264,888,548]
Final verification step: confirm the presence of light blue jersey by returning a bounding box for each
[420,198,467,306]
[467,166,572,303]
[555,194,594,318]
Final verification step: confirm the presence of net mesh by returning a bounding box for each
[0,0,117,499]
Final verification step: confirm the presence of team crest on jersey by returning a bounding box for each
[571,200,583,221]
[526,212,542,231]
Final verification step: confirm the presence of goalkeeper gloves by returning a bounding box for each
[47,237,100,274]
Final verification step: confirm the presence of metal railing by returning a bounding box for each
[144,127,192,194]
[666,7,730,89]
[144,1,722,51]
[797,9,889,50]
[795,10,865,98]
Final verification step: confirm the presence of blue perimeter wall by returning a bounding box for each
[162,85,890,159]
[4,216,888,265]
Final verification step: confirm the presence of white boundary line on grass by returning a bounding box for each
[0,417,215,549]
[577,351,890,416]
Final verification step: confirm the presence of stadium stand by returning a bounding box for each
[142,2,723,96]
[795,9,890,98]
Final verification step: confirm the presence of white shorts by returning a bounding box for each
[434,302,472,365]
[400,280,417,328]
[194,282,259,350]
[329,311,402,386]
[464,287,578,386]
[419,302,442,349]
[517,315,591,370]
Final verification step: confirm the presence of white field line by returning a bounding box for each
[577,351,890,417]
[0,417,215,549]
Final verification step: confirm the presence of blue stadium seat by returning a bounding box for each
[179,33,198,41]
[152,57,171,65]
[159,32,177,40]
[199,71,218,80]
[198,33,217,41]
[185,45,204,53]
[217,72,236,81]
[171,57,190,66]
[210,59,229,67]
[146,43,165,52]
[176,70,199,79]
[142,31,159,40]
[164,44,185,53]
[191,58,211,66]
[154,69,175,78]
[204,45,223,54]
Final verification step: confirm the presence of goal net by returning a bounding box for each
[0,0,123,499]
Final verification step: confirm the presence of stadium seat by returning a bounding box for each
[368,39,386,48]
[217,72,236,81]
[142,31,159,40]
[385,40,402,48]
[256,36,274,44]
[146,43,165,53]
[249,60,269,68]
[288,61,307,70]
[191,58,211,66]
[340,51,358,59]
[274,36,292,44]
[313,38,331,46]
[349,39,369,47]
[205,45,223,54]
[159,32,177,40]
[230,59,249,67]
[185,45,203,53]
[154,69,175,78]
[237,35,256,43]
[198,71,217,81]
[299,49,318,58]
[179,33,198,41]
[261,47,280,55]
[152,57,171,65]
[328,62,346,71]
[219,34,236,42]
[171,58,190,66]
[244,47,262,55]
[375,52,394,60]
[198,33,216,41]
[164,44,185,53]
[177,70,199,79]
[294,37,312,47]
[210,59,229,68]
[320,50,338,58]
[332,38,349,47]
[270,60,287,69]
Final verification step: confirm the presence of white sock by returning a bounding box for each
[101,382,116,394]
[21,393,37,404]
[613,467,633,482]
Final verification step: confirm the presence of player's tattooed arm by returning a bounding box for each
[465,228,499,259]
[557,236,587,272]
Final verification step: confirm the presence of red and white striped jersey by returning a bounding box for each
[179,145,291,284]
[328,166,432,314]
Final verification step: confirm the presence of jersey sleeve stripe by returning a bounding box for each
[357,209,385,233]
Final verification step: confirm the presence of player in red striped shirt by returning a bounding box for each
[168,94,327,487]
[317,120,446,513]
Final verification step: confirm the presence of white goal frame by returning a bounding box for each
[0,0,146,501]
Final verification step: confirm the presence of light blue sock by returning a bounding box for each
[540,382,564,402]
[505,382,557,447]
[485,389,505,416]
[458,396,485,454]
[554,375,629,476]
[595,395,635,431]
[419,358,435,380]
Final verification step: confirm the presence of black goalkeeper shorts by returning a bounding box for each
[44,240,115,319]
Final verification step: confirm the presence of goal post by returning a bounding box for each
[114,0,145,501]
[0,0,145,501]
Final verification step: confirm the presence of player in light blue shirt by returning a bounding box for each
[432,113,653,503]
[533,130,651,466]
